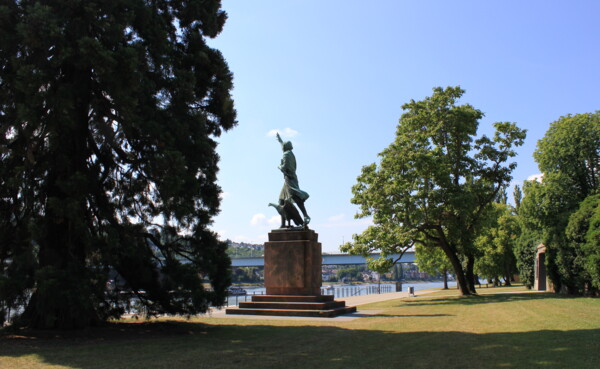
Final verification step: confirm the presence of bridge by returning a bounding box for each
[231,251,415,267]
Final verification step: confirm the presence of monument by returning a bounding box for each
[226,134,356,317]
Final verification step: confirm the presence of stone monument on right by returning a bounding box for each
[226,134,356,317]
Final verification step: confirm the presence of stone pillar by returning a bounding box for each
[535,243,548,291]
[264,229,322,295]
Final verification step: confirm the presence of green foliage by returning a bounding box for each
[584,203,600,290]
[0,0,236,328]
[473,203,519,285]
[226,241,264,257]
[565,194,600,292]
[516,179,554,273]
[522,112,600,294]
[511,182,536,288]
[414,244,452,278]
[513,184,522,212]
[534,113,599,198]
[345,86,525,295]
[340,223,412,274]
[231,267,262,283]
[514,227,541,289]
[336,266,366,282]
[518,172,574,292]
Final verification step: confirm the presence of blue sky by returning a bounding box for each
[207,0,600,253]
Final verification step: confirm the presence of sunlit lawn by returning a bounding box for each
[1,286,599,369]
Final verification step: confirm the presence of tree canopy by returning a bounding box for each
[518,112,599,294]
[565,194,600,291]
[340,222,413,275]
[534,113,599,199]
[346,86,526,295]
[0,0,236,328]
[474,202,519,286]
[414,243,452,289]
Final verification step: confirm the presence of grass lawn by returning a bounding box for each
[1,286,598,369]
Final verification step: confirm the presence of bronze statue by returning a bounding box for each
[268,202,303,228]
[271,133,310,229]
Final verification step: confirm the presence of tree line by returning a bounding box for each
[342,86,599,296]
[517,113,599,294]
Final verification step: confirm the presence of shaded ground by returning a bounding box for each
[1,321,212,347]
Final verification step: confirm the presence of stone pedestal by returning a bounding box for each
[535,243,554,292]
[226,229,356,317]
[264,229,321,295]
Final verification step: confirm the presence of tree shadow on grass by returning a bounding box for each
[396,292,557,308]
[0,321,215,349]
[372,314,453,318]
[1,320,599,369]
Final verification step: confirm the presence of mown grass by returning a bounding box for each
[1,286,598,369]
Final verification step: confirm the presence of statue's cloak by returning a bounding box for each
[279,150,309,202]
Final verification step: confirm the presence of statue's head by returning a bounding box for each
[283,141,293,151]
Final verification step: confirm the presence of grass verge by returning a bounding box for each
[1,286,598,369]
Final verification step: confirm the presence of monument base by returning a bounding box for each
[263,229,321,295]
[225,294,356,317]
[226,229,356,317]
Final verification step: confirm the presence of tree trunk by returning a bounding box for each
[465,254,477,294]
[22,66,101,329]
[493,277,500,287]
[504,263,513,286]
[437,240,471,296]
[504,273,512,286]
[442,269,448,289]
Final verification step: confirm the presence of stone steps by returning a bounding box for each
[239,300,345,310]
[252,294,334,302]
[226,294,356,318]
[225,306,356,317]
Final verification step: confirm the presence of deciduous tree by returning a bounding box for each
[565,194,600,293]
[346,86,526,295]
[340,222,413,275]
[414,243,453,289]
[474,203,519,286]
[514,206,541,289]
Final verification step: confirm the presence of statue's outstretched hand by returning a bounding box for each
[276,132,283,144]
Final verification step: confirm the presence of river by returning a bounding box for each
[226,281,457,306]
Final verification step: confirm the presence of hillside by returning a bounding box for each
[226,240,264,257]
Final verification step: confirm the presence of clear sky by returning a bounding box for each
[207,0,600,253]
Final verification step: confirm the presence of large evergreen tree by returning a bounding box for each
[0,0,236,328]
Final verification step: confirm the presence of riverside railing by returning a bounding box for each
[225,290,265,307]
[320,284,393,298]
[225,283,395,307]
